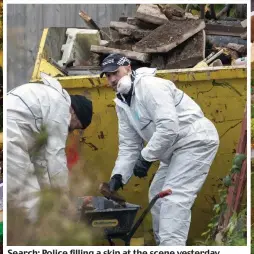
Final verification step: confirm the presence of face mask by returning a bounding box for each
[116,73,132,94]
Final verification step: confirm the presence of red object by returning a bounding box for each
[66,141,80,171]
[83,196,93,206]
[223,110,247,227]
[158,189,172,198]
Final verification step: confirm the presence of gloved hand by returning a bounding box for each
[133,154,153,178]
[108,174,123,192]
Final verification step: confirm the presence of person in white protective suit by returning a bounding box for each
[7,73,93,222]
[100,54,220,246]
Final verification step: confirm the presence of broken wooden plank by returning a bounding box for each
[90,45,150,63]
[165,30,206,69]
[133,19,205,53]
[205,23,245,37]
[110,21,151,40]
[136,4,168,25]
[79,10,102,38]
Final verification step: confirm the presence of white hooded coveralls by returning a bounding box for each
[111,68,219,246]
[7,73,71,222]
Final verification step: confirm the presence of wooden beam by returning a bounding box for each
[90,45,150,63]
[205,23,245,37]
[79,10,102,38]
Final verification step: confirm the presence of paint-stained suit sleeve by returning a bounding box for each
[141,77,179,162]
[111,106,143,184]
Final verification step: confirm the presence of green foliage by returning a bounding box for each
[198,153,246,246]
[252,119,254,142]
[31,125,48,156]
[223,175,232,187]
[251,172,254,200]
[252,107,254,122]
[178,4,246,18]
[223,209,246,246]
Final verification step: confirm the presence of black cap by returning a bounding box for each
[100,54,131,78]
[70,95,93,129]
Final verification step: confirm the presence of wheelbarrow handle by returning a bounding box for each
[124,188,172,245]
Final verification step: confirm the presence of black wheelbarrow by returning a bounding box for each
[77,189,172,246]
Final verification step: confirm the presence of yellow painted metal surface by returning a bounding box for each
[31,28,247,245]
[31,29,48,80]
[35,58,63,78]
[31,29,64,80]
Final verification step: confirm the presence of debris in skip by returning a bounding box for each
[55,4,247,76]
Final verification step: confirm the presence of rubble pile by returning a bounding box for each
[57,4,247,75]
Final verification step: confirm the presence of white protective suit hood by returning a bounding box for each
[132,67,157,87]
[116,68,157,95]
[40,72,70,102]
[133,67,157,79]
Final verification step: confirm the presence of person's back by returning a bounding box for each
[7,75,71,222]
[8,81,70,150]
[143,76,204,125]
[133,68,205,128]
[114,68,209,163]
